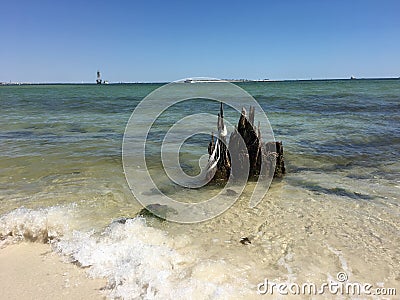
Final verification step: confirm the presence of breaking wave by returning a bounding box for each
[0,206,252,299]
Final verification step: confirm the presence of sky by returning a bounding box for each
[1,0,399,83]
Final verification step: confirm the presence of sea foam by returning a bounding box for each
[0,206,251,299]
[56,217,250,299]
[0,206,71,245]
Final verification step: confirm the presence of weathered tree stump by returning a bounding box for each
[206,103,231,182]
[207,103,285,183]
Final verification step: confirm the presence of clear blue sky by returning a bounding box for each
[1,0,399,82]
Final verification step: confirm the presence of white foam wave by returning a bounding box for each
[0,206,72,245]
[1,207,252,299]
[56,217,251,299]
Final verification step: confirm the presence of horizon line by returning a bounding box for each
[1,76,400,85]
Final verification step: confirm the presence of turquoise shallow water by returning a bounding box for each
[1,80,398,210]
[0,80,399,298]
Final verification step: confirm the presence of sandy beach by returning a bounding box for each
[0,242,106,300]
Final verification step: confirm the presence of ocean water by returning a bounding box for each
[0,80,399,299]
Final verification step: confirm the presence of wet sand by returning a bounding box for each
[0,242,106,300]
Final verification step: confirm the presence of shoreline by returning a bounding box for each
[0,242,107,300]
[0,80,398,299]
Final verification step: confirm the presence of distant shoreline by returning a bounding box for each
[1,77,399,86]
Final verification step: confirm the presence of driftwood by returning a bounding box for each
[207,103,285,183]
